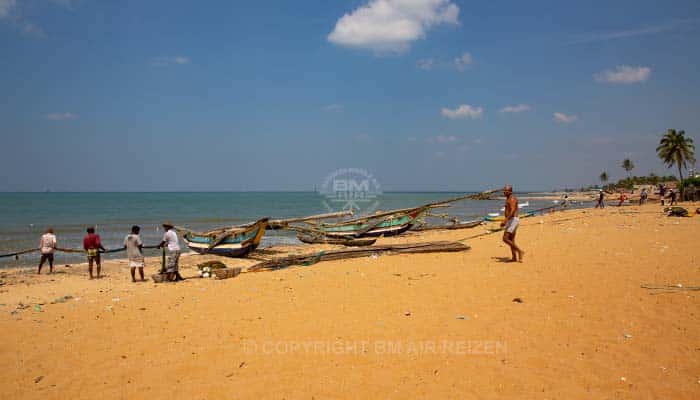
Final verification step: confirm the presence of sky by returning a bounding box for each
[1,0,699,192]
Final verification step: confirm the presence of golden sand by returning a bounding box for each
[1,204,699,399]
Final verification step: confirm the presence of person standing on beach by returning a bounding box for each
[124,225,145,282]
[500,185,524,262]
[617,192,627,207]
[639,188,648,205]
[83,227,106,279]
[670,189,678,205]
[158,222,183,281]
[595,190,605,208]
[659,185,666,205]
[37,228,57,274]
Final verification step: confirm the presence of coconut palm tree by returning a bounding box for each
[599,171,608,188]
[621,158,634,177]
[656,129,696,186]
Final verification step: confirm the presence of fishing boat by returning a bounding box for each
[484,211,536,222]
[301,206,429,239]
[296,233,377,246]
[176,218,269,257]
[275,191,499,240]
[412,219,482,231]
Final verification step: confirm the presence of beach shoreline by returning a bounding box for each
[1,203,699,399]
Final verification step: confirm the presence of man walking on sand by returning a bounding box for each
[158,222,183,282]
[501,185,524,262]
[124,225,145,282]
[37,228,57,274]
[83,227,106,279]
[595,189,605,208]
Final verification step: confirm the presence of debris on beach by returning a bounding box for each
[51,295,73,304]
[512,298,523,303]
[248,241,470,272]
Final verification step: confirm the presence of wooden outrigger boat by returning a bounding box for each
[483,211,536,222]
[272,190,501,242]
[176,218,269,257]
[296,234,377,247]
[308,206,429,239]
[412,219,482,231]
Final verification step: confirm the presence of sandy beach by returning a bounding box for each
[1,203,699,399]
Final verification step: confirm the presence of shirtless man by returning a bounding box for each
[501,185,524,262]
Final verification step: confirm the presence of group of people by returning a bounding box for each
[37,222,184,282]
[593,185,679,208]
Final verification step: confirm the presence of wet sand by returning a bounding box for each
[1,203,699,399]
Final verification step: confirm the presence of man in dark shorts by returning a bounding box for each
[659,185,666,205]
[37,228,57,274]
[670,189,678,205]
[83,227,106,279]
[595,189,605,208]
[500,185,524,262]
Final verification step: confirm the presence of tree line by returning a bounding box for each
[597,129,696,193]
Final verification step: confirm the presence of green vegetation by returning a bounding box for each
[613,174,676,190]
[621,158,634,177]
[656,129,695,185]
[679,176,700,193]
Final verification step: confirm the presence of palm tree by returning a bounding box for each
[599,171,608,188]
[621,158,634,177]
[656,129,696,188]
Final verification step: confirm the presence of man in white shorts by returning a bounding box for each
[500,185,524,262]
[124,225,145,282]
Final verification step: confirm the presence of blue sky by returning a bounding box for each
[1,0,699,191]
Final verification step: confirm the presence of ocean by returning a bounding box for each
[0,192,568,268]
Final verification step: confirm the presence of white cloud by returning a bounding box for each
[19,20,45,37]
[327,0,460,53]
[150,56,190,67]
[553,112,577,124]
[441,104,483,120]
[452,52,472,71]
[416,58,434,70]
[500,104,531,113]
[324,103,343,112]
[45,112,77,121]
[416,51,474,71]
[432,135,457,143]
[49,0,79,8]
[569,19,698,45]
[0,0,16,19]
[594,65,651,84]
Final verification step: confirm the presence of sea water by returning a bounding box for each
[0,192,566,268]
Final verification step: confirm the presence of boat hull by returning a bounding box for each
[180,218,268,258]
[318,208,424,239]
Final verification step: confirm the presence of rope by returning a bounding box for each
[0,244,162,259]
